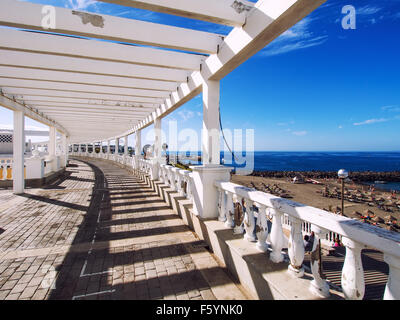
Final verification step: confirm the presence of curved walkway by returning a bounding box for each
[0,159,248,300]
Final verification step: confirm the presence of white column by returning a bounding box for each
[150,118,162,180]
[191,78,230,219]
[13,110,25,194]
[61,134,68,167]
[124,135,128,156]
[202,79,220,165]
[135,130,142,171]
[107,140,110,159]
[48,126,56,171]
[49,126,56,158]
[116,138,120,155]
[154,118,162,159]
[135,130,141,155]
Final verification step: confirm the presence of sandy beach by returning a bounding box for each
[231,174,400,233]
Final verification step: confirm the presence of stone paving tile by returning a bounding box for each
[0,158,242,300]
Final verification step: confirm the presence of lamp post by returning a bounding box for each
[338,169,349,216]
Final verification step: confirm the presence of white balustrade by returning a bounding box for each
[341,237,366,300]
[288,216,305,278]
[214,180,400,300]
[269,208,285,263]
[69,148,400,300]
[255,204,269,252]
[243,198,256,242]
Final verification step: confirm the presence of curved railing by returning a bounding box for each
[214,181,400,300]
[70,150,400,300]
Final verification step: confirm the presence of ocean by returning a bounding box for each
[175,151,400,191]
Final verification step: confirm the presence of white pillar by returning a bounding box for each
[49,126,56,158]
[202,79,220,165]
[107,140,110,159]
[116,138,120,155]
[13,110,25,194]
[135,130,141,155]
[61,134,68,167]
[191,79,230,219]
[124,135,128,156]
[154,118,162,159]
[48,126,57,171]
[150,118,162,180]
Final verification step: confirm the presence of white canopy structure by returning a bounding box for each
[0,0,326,193]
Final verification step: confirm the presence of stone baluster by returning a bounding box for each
[233,195,244,235]
[159,165,165,183]
[186,172,193,200]
[288,216,305,278]
[171,169,177,191]
[225,192,235,228]
[176,170,184,196]
[383,254,400,300]
[341,237,365,300]
[243,198,256,242]
[269,208,284,263]
[309,225,330,298]
[255,204,269,252]
[217,187,227,222]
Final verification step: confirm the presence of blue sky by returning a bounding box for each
[1,0,399,151]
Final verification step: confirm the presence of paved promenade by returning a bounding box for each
[0,159,248,300]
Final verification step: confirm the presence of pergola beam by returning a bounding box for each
[0,28,204,71]
[1,88,165,104]
[0,80,170,98]
[21,101,158,111]
[0,49,189,82]
[96,0,251,27]
[36,106,152,115]
[0,67,177,92]
[14,96,162,107]
[0,0,223,54]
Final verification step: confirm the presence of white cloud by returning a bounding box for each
[277,121,295,126]
[177,110,194,121]
[357,6,382,16]
[353,118,389,126]
[292,131,307,136]
[66,0,96,10]
[338,125,343,129]
[381,105,400,112]
[260,17,327,57]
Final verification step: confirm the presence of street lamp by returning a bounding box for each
[338,169,349,216]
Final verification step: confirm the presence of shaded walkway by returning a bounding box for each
[0,159,247,300]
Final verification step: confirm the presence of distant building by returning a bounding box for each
[0,131,32,155]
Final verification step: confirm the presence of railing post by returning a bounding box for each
[217,187,227,222]
[225,191,235,228]
[341,237,365,300]
[309,225,330,298]
[169,167,176,191]
[255,204,269,252]
[288,216,305,278]
[269,208,284,263]
[233,195,244,234]
[383,254,400,300]
[243,199,256,242]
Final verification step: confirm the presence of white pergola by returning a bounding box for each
[0,0,326,193]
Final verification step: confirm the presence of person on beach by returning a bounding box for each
[332,237,341,248]
[304,233,314,252]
